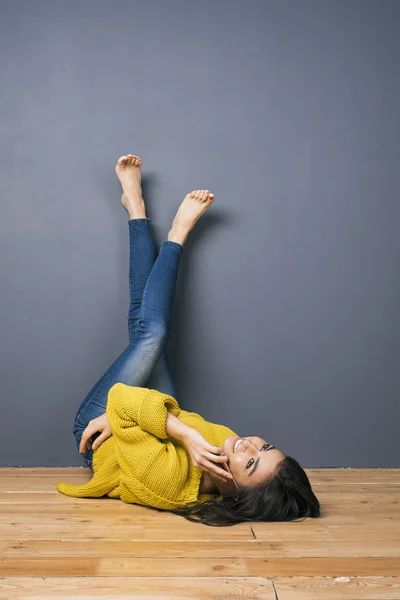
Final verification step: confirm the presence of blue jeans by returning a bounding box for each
[72,218,183,470]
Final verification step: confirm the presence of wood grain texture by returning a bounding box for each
[0,577,274,599]
[0,468,399,599]
[1,577,400,599]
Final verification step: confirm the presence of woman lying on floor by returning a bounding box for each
[57,154,321,527]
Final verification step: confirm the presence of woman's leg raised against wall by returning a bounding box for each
[72,155,177,439]
[72,163,215,465]
[119,155,178,397]
[71,156,174,418]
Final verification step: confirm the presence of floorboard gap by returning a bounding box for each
[271,578,279,600]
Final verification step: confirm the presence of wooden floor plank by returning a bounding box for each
[0,519,254,541]
[2,576,400,599]
[2,522,400,542]
[0,576,275,599]
[1,538,399,558]
[273,576,400,599]
[1,494,399,517]
[1,509,399,525]
[1,485,399,504]
[1,557,399,577]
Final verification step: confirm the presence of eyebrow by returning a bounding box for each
[249,445,276,476]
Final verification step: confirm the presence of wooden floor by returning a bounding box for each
[0,468,399,599]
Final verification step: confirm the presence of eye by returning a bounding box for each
[262,443,275,450]
[246,444,275,469]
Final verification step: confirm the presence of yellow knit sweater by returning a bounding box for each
[57,383,238,510]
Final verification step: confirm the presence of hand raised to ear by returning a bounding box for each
[181,427,233,482]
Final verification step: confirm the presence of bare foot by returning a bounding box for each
[168,189,215,245]
[115,154,146,219]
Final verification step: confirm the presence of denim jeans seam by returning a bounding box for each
[162,240,184,252]
[128,217,152,224]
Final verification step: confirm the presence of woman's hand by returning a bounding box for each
[182,427,233,482]
[79,413,112,453]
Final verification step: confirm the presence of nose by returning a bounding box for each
[237,440,256,454]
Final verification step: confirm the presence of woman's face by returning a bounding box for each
[222,435,286,488]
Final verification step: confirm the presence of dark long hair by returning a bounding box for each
[170,455,321,527]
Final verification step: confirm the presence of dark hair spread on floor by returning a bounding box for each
[170,455,321,527]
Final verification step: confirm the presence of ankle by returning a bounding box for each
[168,226,187,246]
[128,206,147,220]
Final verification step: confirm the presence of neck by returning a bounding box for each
[199,471,219,495]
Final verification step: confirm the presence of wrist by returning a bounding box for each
[166,412,192,442]
[179,424,194,444]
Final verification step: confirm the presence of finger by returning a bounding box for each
[79,428,93,453]
[209,445,224,454]
[92,434,105,451]
[206,451,229,463]
[204,460,233,480]
[80,440,89,453]
[79,434,88,453]
[207,446,228,459]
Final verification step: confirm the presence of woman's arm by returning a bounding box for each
[81,389,185,452]
[166,411,192,441]
[167,412,232,481]
[106,383,181,439]
[106,383,231,481]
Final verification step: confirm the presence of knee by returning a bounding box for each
[130,318,170,345]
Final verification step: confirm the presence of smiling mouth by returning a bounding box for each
[232,437,244,453]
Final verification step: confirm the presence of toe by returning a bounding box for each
[117,155,128,167]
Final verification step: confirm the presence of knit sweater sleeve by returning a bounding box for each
[105,383,203,508]
[106,382,181,439]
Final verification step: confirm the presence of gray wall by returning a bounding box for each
[1,0,399,468]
